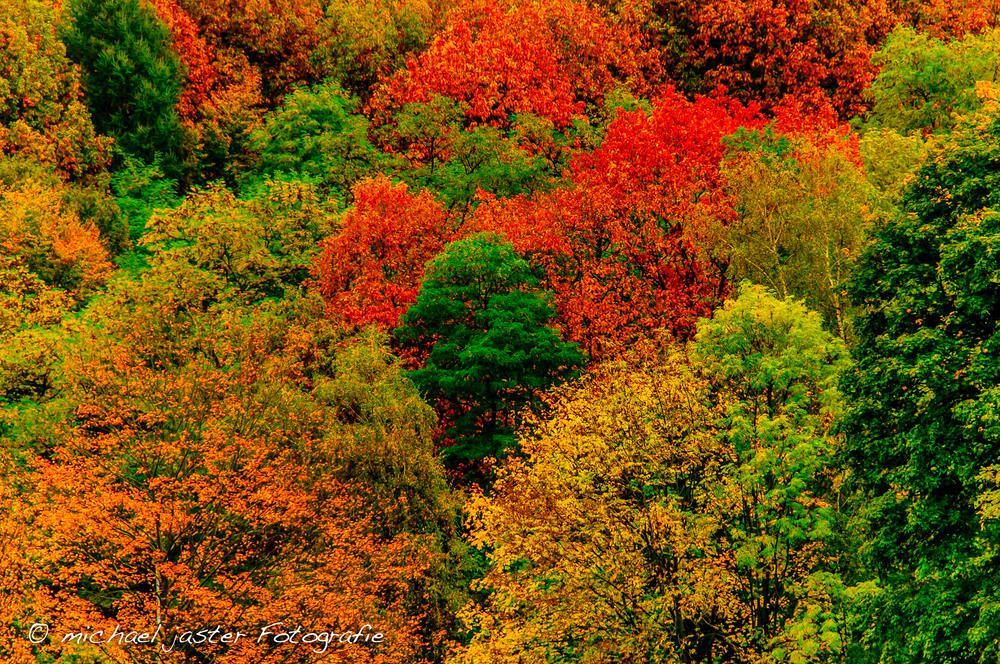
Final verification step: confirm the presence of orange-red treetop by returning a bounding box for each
[314,175,454,330]
[470,90,763,358]
[371,0,659,129]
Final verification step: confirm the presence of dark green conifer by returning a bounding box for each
[396,232,585,463]
[61,0,186,178]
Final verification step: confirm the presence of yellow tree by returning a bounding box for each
[716,116,877,339]
[0,0,112,178]
[455,345,738,663]
[0,175,111,407]
[0,178,112,296]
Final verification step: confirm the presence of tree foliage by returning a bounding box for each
[0,0,112,179]
[457,285,850,663]
[472,90,760,358]
[1,175,467,662]
[643,0,895,116]
[149,0,265,185]
[371,0,655,129]
[869,26,1000,136]
[246,80,394,201]
[176,0,323,103]
[313,0,443,97]
[0,176,112,294]
[6,300,452,664]
[396,232,584,463]
[2,0,997,659]
[314,175,452,330]
[62,0,188,177]
[842,105,1000,662]
[716,113,877,338]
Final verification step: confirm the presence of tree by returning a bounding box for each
[841,104,1000,662]
[0,154,127,251]
[313,175,452,330]
[0,165,117,416]
[1,171,467,661]
[142,179,337,300]
[0,254,73,408]
[868,27,1000,136]
[0,447,46,664]
[471,90,761,359]
[110,157,181,246]
[61,0,188,177]
[0,176,112,295]
[715,112,878,338]
[370,0,656,130]
[175,0,323,103]
[641,0,895,117]
[395,232,584,463]
[858,128,930,204]
[690,283,852,660]
[149,0,217,122]
[148,0,265,186]
[454,344,732,664]
[312,0,443,98]
[6,301,447,664]
[0,0,112,179]
[900,0,1000,39]
[245,80,396,203]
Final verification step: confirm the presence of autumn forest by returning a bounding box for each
[1,0,999,661]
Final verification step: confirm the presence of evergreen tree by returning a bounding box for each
[61,0,187,178]
[396,232,585,463]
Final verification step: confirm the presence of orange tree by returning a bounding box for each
[1,178,467,664]
[175,0,323,103]
[370,0,657,131]
[628,0,895,117]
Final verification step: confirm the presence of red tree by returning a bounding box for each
[631,0,896,117]
[371,0,659,129]
[176,0,323,101]
[314,176,454,329]
[470,90,762,358]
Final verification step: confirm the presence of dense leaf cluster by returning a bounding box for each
[2,0,999,662]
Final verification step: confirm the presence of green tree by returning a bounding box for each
[868,26,1000,136]
[717,124,877,339]
[244,80,395,204]
[61,0,187,178]
[110,158,180,241]
[691,283,853,661]
[841,105,1000,662]
[396,232,585,464]
[389,96,588,212]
